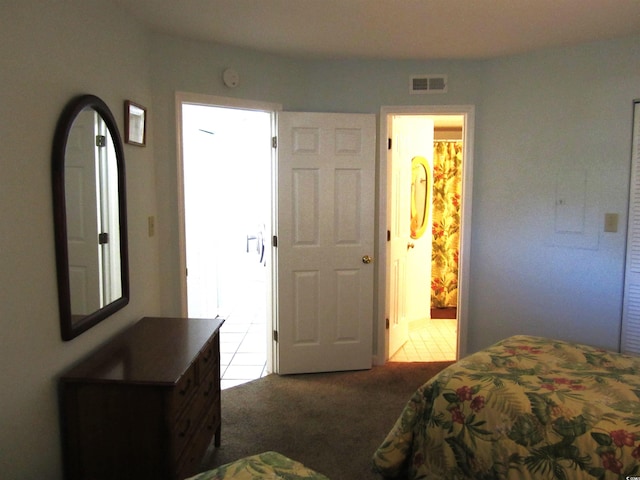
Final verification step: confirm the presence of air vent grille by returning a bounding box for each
[410,75,448,94]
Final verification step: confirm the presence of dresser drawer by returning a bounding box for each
[199,337,219,376]
[175,403,221,480]
[172,362,220,459]
[198,363,220,404]
[202,391,221,440]
[172,401,200,458]
[169,362,198,413]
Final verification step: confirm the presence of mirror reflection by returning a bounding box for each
[410,156,429,239]
[65,107,122,314]
[53,95,129,340]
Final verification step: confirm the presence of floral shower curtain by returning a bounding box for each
[431,141,462,308]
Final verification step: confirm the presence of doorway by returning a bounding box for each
[178,96,378,377]
[177,94,279,388]
[379,105,474,364]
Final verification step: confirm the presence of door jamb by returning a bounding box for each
[375,105,475,364]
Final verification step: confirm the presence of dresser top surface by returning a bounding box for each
[61,316,224,385]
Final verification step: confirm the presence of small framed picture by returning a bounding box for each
[124,100,146,146]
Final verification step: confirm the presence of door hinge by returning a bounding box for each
[273,330,278,342]
[272,235,278,247]
[98,232,109,244]
[387,230,391,242]
[386,318,390,329]
[96,135,106,147]
[272,136,277,148]
[388,138,392,150]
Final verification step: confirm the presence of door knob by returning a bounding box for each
[362,255,373,264]
[407,242,415,249]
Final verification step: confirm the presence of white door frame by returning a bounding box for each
[375,105,475,364]
[175,92,282,373]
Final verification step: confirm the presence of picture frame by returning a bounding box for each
[124,100,146,146]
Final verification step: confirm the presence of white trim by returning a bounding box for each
[175,94,187,316]
[175,91,282,114]
[376,105,475,364]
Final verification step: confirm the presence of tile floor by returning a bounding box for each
[389,318,458,362]
[219,309,269,390]
[219,314,457,389]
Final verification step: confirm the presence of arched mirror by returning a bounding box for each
[52,95,129,340]
[410,156,430,239]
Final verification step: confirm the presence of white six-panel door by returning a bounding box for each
[387,115,435,357]
[387,116,410,357]
[276,112,376,374]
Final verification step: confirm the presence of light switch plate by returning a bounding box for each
[148,216,155,237]
[604,213,618,233]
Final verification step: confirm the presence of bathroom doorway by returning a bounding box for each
[385,111,467,362]
[179,97,276,388]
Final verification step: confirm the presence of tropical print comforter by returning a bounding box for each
[372,335,640,479]
[187,451,329,480]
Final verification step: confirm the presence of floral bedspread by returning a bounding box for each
[372,335,640,479]
[187,451,330,480]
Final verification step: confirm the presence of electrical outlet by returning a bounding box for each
[148,216,155,237]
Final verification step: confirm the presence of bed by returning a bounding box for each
[187,451,330,480]
[372,335,640,479]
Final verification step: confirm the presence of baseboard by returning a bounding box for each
[431,307,457,319]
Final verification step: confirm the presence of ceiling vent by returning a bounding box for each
[410,75,448,94]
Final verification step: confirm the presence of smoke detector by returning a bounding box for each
[223,68,240,88]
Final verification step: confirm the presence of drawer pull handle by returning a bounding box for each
[179,378,192,396]
[179,419,191,437]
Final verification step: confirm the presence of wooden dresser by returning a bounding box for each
[59,316,224,480]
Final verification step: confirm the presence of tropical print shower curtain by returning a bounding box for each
[431,141,462,308]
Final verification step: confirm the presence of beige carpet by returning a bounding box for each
[199,361,452,479]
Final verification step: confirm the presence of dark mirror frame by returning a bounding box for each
[52,94,130,341]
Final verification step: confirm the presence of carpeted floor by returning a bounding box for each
[199,361,452,479]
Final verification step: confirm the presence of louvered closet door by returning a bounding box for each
[621,100,640,354]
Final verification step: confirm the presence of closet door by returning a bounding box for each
[621,100,640,354]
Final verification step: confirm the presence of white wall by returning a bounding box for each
[468,36,640,352]
[303,58,484,113]
[0,2,160,478]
